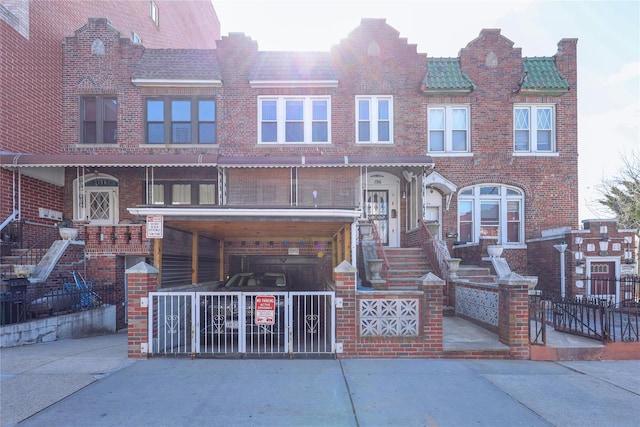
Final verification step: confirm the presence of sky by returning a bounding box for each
[213,0,640,224]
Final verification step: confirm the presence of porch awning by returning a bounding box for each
[0,153,218,168]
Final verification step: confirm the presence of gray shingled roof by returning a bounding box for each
[422,58,475,93]
[520,57,569,93]
[132,49,220,80]
[251,51,336,81]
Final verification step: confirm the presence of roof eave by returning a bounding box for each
[421,88,473,95]
[516,88,569,96]
[249,80,339,89]
[131,79,223,88]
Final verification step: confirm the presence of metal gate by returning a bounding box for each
[148,291,335,357]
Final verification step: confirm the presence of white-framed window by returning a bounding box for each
[356,96,392,144]
[150,1,159,26]
[131,32,141,44]
[428,106,470,153]
[457,184,524,245]
[258,96,330,144]
[514,105,555,152]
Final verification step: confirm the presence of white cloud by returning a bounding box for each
[603,61,640,86]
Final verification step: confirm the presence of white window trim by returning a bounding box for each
[458,184,525,245]
[513,104,556,153]
[427,105,470,153]
[150,1,159,26]
[257,96,331,144]
[356,95,393,144]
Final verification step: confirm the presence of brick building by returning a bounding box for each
[2,5,636,357]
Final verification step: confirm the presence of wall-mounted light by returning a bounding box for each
[598,239,609,255]
[574,250,584,266]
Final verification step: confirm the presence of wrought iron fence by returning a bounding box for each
[529,285,639,344]
[0,283,124,328]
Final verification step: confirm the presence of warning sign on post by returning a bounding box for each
[255,295,275,325]
[146,215,164,239]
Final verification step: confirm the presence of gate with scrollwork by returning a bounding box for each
[148,291,335,357]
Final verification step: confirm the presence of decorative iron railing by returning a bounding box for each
[418,220,449,282]
[370,220,389,281]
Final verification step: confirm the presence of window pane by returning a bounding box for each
[199,123,216,143]
[103,98,117,121]
[514,108,529,130]
[515,130,529,151]
[285,100,303,120]
[429,109,444,130]
[507,200,520,243]
[262,122,277,142]
[103,122,117,144]
[378,99,389,120]
[430,131,444,151]
[152,184,164,205]
[172,123,192,143]
[312,122,328,142]
[148,123,164,143]
[199,100,215,121]
[537,108,551,130]
[358,99,369,120]
[199,184,216,205]
[83,122,97,144]
[262,100,277,120]
[378,121,389,141]
[312,100,327,120]
[147,100,164,120]
[172,100,190,121]
[285,122,304,142]
[480,201,499,237]
[172,184,191,205]
[83,98,96,120]
[452,130,467,151]
[480,186,499,195]
[358,122,370,142]
[459,200,473,242]
[537,130,551,151]
[452,108,466,129]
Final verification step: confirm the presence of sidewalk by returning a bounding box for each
[2,327,639,427]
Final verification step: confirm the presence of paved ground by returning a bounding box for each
[1,326,639,427]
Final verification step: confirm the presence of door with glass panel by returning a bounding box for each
[365,190,389,245]
[87,187,118,225]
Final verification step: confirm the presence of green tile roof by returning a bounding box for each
[422,58,475,94]
[519,57,569,94]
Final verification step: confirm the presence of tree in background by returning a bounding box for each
[598,149,640,230]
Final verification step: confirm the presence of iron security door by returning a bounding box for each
[366,190,389,244]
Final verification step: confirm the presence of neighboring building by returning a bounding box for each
[2,7,637,355]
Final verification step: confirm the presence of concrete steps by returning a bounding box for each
[384,247,433,288]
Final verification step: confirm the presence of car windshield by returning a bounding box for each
[223,273,286,288]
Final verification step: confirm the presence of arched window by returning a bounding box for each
[457,184,524,245]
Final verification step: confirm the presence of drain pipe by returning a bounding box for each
[554,243,568,298]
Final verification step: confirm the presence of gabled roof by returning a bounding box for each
[517,57,569,95]
[422,58,475,94]
[131,49,221,87]
[249,51,338,88]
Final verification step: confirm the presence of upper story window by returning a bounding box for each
[357,96,392,144]
[146,98,216,144]
[81,96,117,144]
[258,96,330,144]
[150,1,159,26]
[514,105,555,153]
[131,32,141,44]
[428,106,469,153]
[458,184,524,245]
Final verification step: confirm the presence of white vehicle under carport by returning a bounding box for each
[200,272,289,337]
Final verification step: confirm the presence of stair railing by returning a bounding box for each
[14,223,60,267]
[419,219,449,282]
[370,221,390,281]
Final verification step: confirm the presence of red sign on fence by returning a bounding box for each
[255,295,275,325]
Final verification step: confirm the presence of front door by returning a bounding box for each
[589,262,617,303]
[366,189,389,245]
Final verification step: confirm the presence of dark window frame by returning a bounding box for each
[80,96,117,144]
[148,180,218,206]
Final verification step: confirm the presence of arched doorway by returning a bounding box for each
[73,173,119,224]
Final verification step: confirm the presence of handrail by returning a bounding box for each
[419,219,450,281]
[0,211,18,233]
[370,220,390,281]
[14,225,60,267]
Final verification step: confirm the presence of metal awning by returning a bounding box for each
[0,153,218,168]
[217,155,434,168]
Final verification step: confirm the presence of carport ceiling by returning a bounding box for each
[167,219,348,241]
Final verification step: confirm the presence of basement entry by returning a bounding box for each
[148,291,335,357]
